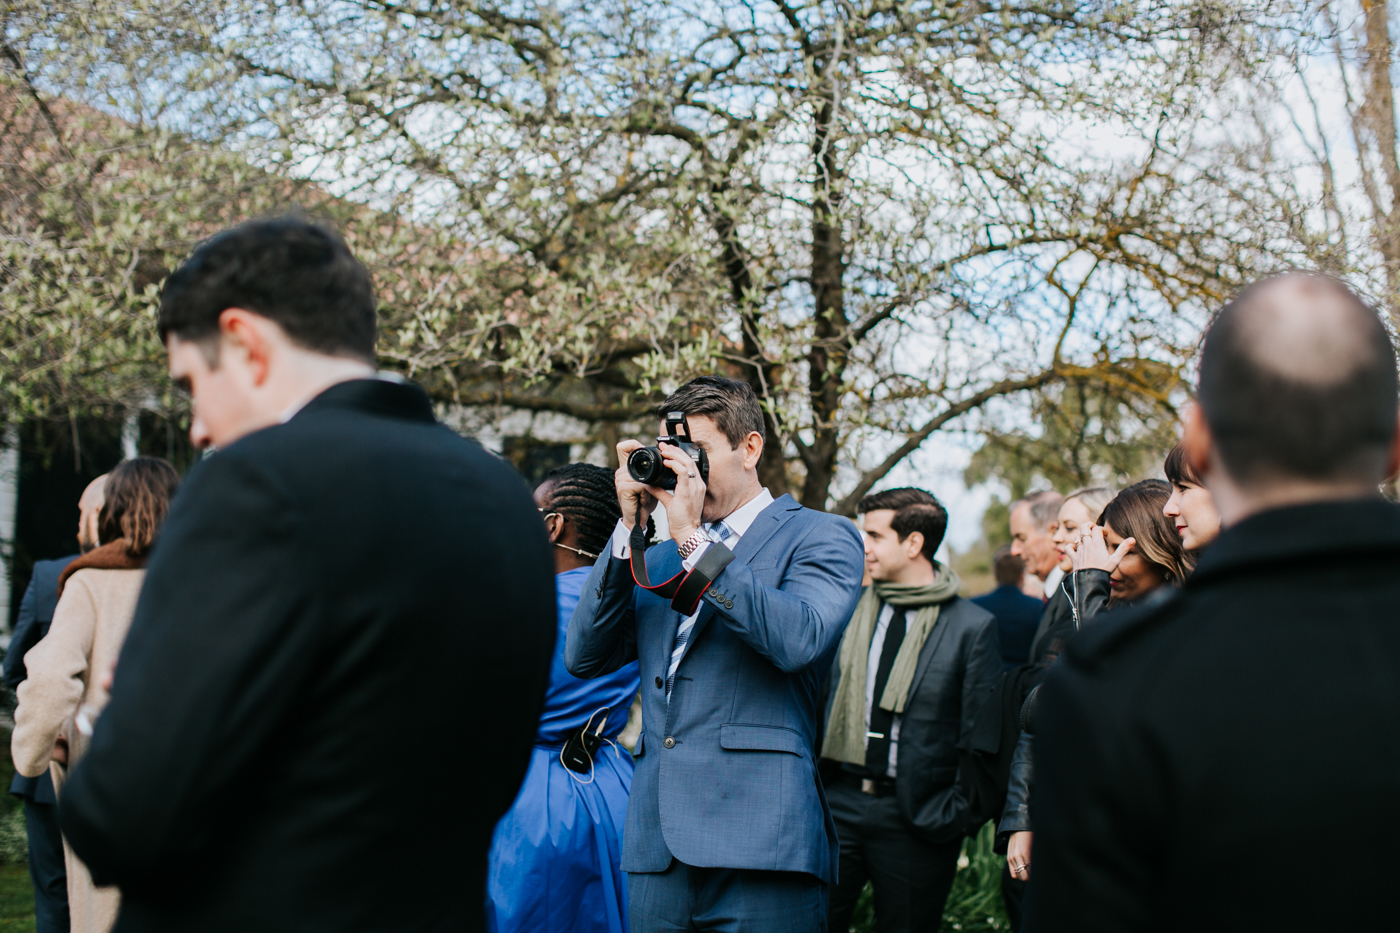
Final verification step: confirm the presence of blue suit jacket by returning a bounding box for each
[971,585,1044,670]
[565,494,864,882]
[6,555,78,803]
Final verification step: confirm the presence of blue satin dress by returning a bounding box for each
[487,566,640,933]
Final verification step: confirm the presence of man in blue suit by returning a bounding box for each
[566,376,865,932]
[971,550,1045,670]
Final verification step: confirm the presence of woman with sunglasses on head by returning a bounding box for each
[487,463,641,933]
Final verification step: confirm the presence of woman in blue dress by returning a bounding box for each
[488,463,641,933]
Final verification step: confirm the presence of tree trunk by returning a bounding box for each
[800,91,849,511]
[1360,0,1400,328]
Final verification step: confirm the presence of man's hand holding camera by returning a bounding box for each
[614,438,706,546]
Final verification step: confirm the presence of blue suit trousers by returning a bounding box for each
[628,861,827,933]
[26,798,70,933]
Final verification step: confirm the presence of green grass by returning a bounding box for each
[849,822,1011,933]
[0,865,35,932]
[0,724,35,931]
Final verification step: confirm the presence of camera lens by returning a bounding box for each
[628,448,663,486]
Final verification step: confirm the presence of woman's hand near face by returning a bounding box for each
[1072,524,1136,574]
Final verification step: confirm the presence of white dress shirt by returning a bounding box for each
[864,602,901,778]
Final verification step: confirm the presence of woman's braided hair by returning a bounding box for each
[541,463,633,558]
[99,456,181,557]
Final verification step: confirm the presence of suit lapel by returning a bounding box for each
[680,494,802,654]
[905,598,956,701]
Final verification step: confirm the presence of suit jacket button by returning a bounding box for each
[725,600,734,609]
[663,737,676,748]
[654,676,664,689]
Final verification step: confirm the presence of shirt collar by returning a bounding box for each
[708,488,774,539]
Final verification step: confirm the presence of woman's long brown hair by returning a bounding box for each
[99,457,182,557]
[1097,479,1193,588]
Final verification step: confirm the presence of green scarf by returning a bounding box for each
[820,566,962,766]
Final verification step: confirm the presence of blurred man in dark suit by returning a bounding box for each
[1027,274,1400,932]
[971,549,1043,670]
[4,472,105,933]
[57,217,556,933]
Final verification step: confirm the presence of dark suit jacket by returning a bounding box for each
[1026,499,1400,933]
[971,585,1043,670]
[887,595,1001,842]
[5,555,76,804]
[58,379,556,933]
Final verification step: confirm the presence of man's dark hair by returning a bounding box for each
[993,548,1025,587]
[100,456,182,558]
[1199,274,1398,484]
[540,463,624,558]
[1013,489,1063,530]
[1163,443,1202,488]
[657,376,765,449]
[159,216,377,364]
[857,487,948,563]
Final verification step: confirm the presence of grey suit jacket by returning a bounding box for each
[566,493,864,882]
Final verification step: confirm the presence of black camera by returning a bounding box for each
[627,411,710,491]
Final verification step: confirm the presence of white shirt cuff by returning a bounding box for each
[610,520,632,559]
[681,540,712,572]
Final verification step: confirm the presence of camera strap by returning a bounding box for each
[629,503,735,616]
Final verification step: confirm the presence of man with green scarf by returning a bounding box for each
[821,488,1001,933]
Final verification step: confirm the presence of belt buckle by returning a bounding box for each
[861,778,876,796]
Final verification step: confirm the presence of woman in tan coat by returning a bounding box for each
[12,457,180,933]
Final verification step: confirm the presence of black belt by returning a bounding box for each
[838,771,897,798]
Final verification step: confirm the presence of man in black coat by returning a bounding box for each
[1026,273,1400,931]
[57,218,557,933]
[821,489,1001,933]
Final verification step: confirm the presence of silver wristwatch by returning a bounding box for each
[677,528,711,560]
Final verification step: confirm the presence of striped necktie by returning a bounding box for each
[665,521,733,700]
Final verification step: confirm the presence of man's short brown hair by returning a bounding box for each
[658,376,766,449]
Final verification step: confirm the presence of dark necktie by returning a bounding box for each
[865,607,907,775]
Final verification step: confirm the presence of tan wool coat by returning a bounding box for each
[12,566,145,933]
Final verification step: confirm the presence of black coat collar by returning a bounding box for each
[1191,497,1400,585]
[294,377,437,425]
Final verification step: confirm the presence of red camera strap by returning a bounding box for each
[628,511,735,616]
